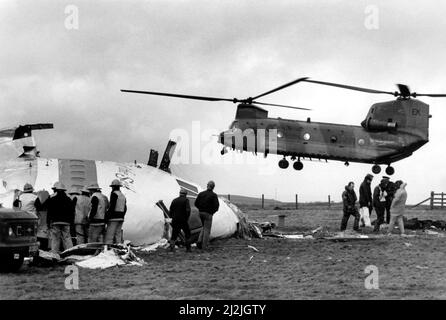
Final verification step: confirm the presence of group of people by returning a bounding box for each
[341,174,408,235]
[169,180,220,252]
[15,178,219,254]
[14,179,127,253]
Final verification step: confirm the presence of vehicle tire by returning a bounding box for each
[0,253,24,272]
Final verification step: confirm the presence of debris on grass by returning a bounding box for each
[247,245,259,252]
[415,265,429,270]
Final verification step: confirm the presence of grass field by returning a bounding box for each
[1,204,445,300]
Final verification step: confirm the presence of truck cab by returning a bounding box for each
[0,208,39,272]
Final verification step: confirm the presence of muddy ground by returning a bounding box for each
[1,207,446,299]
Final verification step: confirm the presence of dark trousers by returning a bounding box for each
[340,209,360,231]
[385,204,391,224]
[198,212,213,249]
[374,206,386,232]
[170,220,191,250]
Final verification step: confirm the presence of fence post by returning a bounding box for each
[261,194,264,209]
[431,191,434,210]
[328,195,331,209]
[228,194,230,201]
[295,194,298,210]
[442,192,444,209]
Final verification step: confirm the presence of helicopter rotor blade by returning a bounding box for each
[412,93,446,97]
[253,101,311,110]
[120,89,237,103]
[302,79,397,96]
[121,89,309,110]
[251,77,309,100]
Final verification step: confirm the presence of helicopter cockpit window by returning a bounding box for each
[229,121,239,131]
[303,133,311,141]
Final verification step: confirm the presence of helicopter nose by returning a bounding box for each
[219,131,225,144]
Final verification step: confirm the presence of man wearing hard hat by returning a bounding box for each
[15,183,38,216]
[72,187,91,244]
[105,179,127,244]
[46,182,74,253]
[87,183,109,243]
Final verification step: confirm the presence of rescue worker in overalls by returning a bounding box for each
[87,183,108,243]
[35,189,50,250]
[16,183,38,216]
[73,187,91,244]
[105,179,127,244]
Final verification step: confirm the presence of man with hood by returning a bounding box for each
[340,181,360,232]
[387,180,408,236]
[373,178,388,232]
[359,174,373,227]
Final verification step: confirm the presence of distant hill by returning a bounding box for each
[219,194,287,207]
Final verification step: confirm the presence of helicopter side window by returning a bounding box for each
[229,121,239,131]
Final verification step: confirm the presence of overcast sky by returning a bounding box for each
[1,0,446,203]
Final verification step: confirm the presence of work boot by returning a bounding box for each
[169,241,175,252]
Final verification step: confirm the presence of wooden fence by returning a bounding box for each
[224,194,333,209]
[411,192,446,210]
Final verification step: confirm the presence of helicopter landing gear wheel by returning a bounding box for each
[278,158,289,169]
[385,165,395,176]
[293,161,303,171]
[372,164,381,174]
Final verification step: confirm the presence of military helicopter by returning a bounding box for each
[121,77,445,175]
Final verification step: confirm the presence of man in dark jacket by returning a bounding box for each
[340,181,360,232]
[169,189,191,252]
[195,180,219,249]
[373,178,388,232]
[359,174,373,227]
[47,182,74,254]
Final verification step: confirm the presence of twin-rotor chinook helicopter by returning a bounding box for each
[122,77,446,175]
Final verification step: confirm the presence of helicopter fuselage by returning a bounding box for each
[219,100,430,173]
[220,117,428,165]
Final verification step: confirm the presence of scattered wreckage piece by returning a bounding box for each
[34,243,145,269]
[404,218,446,230]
